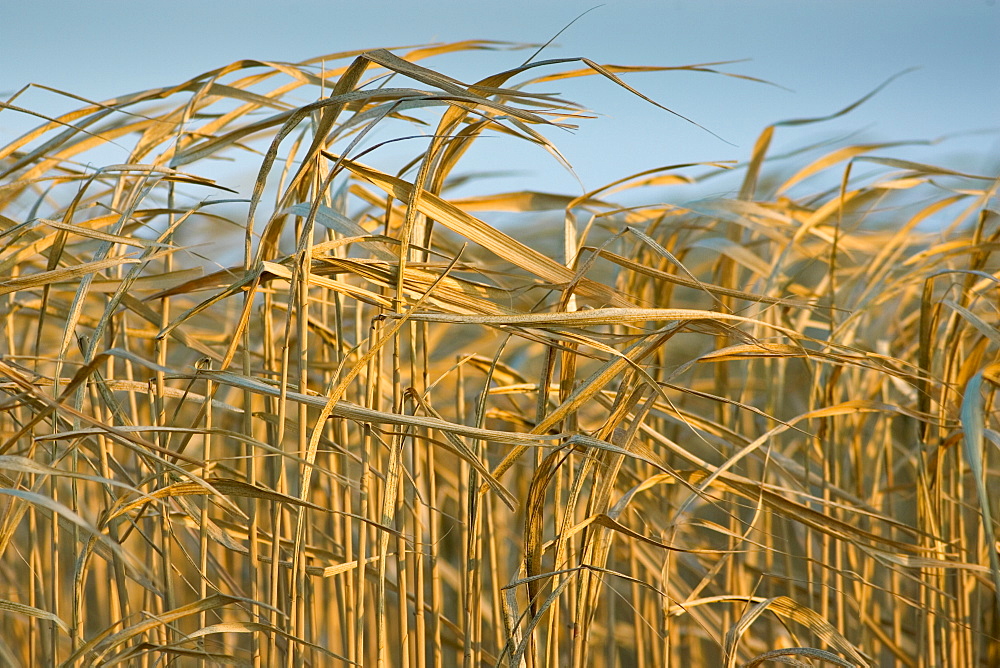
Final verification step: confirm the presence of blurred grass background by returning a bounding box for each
[1,17,999,668]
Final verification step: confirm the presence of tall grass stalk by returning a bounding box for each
[1,42,999,666]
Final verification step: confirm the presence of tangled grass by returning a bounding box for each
[1,41,999,667]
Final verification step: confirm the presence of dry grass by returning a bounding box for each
[1,42,999,667]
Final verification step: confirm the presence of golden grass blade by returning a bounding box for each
[776,141,918,195]
[0,487,128,565]
[285,202,397,260]
[744,647,856,668]
[62,594,241,667]
[0,598,70,634]
[719,596,871,668]
[390,307,796,331]
[33,218,166,249]
[562,512,731,554]
[196,369,558,447]
[0,255,141,296]
[855,156,996,180]
[588,247,815,307]
[126,620,357,664]
[336,156,634,307]
[0,455,143,495]
[105,477,325,523]
[739,69,916,199]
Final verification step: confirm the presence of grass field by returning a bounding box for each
[1,42,999,667]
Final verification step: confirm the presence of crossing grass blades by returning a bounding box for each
[0,41,999,667]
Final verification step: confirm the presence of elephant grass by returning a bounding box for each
[1,41,998,667]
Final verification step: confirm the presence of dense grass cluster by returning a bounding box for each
[1,42,998,666]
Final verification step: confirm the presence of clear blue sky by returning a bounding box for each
[2,0,997,197]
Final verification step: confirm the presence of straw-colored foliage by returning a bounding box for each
[1,42,998,667]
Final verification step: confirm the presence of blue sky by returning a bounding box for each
[2,1,997,197]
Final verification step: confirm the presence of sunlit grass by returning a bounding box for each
[1,41,998,667]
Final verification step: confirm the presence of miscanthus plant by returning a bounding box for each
[0,41,998,667]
